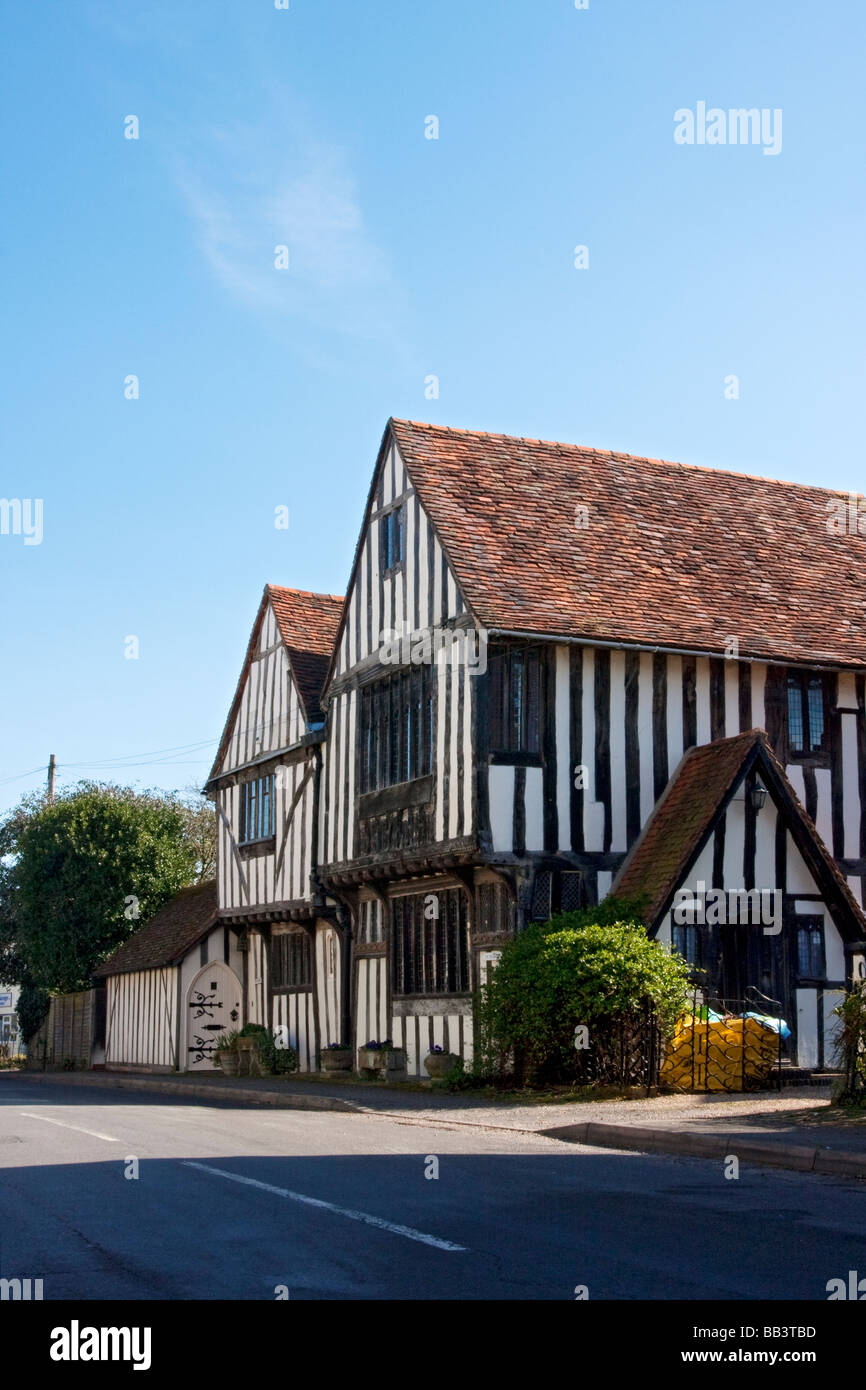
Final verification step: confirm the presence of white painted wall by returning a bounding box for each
[105,967,179,1070]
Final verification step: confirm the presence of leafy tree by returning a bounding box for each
[178,788,217,881]
[475,898,691,1082]
[0,783,206,995]
[16,982,50,1044]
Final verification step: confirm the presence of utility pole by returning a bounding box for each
[47,754,56,802]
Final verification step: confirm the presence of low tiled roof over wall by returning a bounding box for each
[94,881,217,977]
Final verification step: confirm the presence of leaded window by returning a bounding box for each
[380,505,404,574]
[271,931,313,990]
[786,674,827,756]
[359,668,434,792]
[488,646,541,755]
[391,888,469,995]
[527,870,584,922]
[477,880,514,935]
[239,774,274,844]
[796,919,825,979]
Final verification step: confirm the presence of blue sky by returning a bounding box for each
[1,0,863,813]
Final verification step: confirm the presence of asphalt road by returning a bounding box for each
[1,1075,865,1301]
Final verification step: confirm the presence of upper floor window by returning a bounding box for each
[359,668,434,793]
[786,674,827,757]
[239,774,274,844]
[380,505,404,574]
[488,646,541,756]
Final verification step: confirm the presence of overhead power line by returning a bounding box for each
[0,737,220,789]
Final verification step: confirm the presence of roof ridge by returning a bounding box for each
[391,418,861,500]
[685,729,767,753]
[266,584,344,603]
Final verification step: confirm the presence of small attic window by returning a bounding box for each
[381,505,404,575]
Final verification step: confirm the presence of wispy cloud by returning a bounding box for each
[174,105,403,353]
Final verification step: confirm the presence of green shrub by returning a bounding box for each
[431,1058,500,1092]
[240,1023,298,1075]
[475,899,690,1083]
[834,983,866,1103]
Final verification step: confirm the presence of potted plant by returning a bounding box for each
[236,1022,265,1075]
[214,1029,240,1075]
[423,1044,460,1079]
[320,1042,353,1072]
[237,1023,299,1077]
[357,1039,407,1078]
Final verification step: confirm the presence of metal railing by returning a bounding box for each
[660,985,785,1093]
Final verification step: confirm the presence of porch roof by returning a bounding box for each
[94,880,218,977]
[611,730,866,940]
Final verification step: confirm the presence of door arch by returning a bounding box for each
[186,961,243,1071]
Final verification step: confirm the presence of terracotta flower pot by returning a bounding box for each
[424,1051,459,1079]
[217,1051,239,1076]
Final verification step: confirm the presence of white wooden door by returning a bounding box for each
[186,962,243,1071]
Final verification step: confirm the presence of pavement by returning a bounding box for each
[3,1073,866,1301]
[13,1066,866,1178]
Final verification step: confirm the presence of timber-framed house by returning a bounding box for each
[100,418,866,1077]
[316,419,866,1076]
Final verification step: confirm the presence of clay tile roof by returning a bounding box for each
[266,586,343,723]
[612,731,866,937]
[208,587,344,784]
[94,881,217,977]
[389,418,866,669]
[613,733,765,925]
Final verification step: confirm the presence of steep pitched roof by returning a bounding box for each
[208,585,343,783]
[94,881,217,977]
[611,731,866,942]
[389,418,866,670]
[267,586,343,723]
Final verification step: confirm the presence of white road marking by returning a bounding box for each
[183,1159,467,1251]
[20,1113,119,1143]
